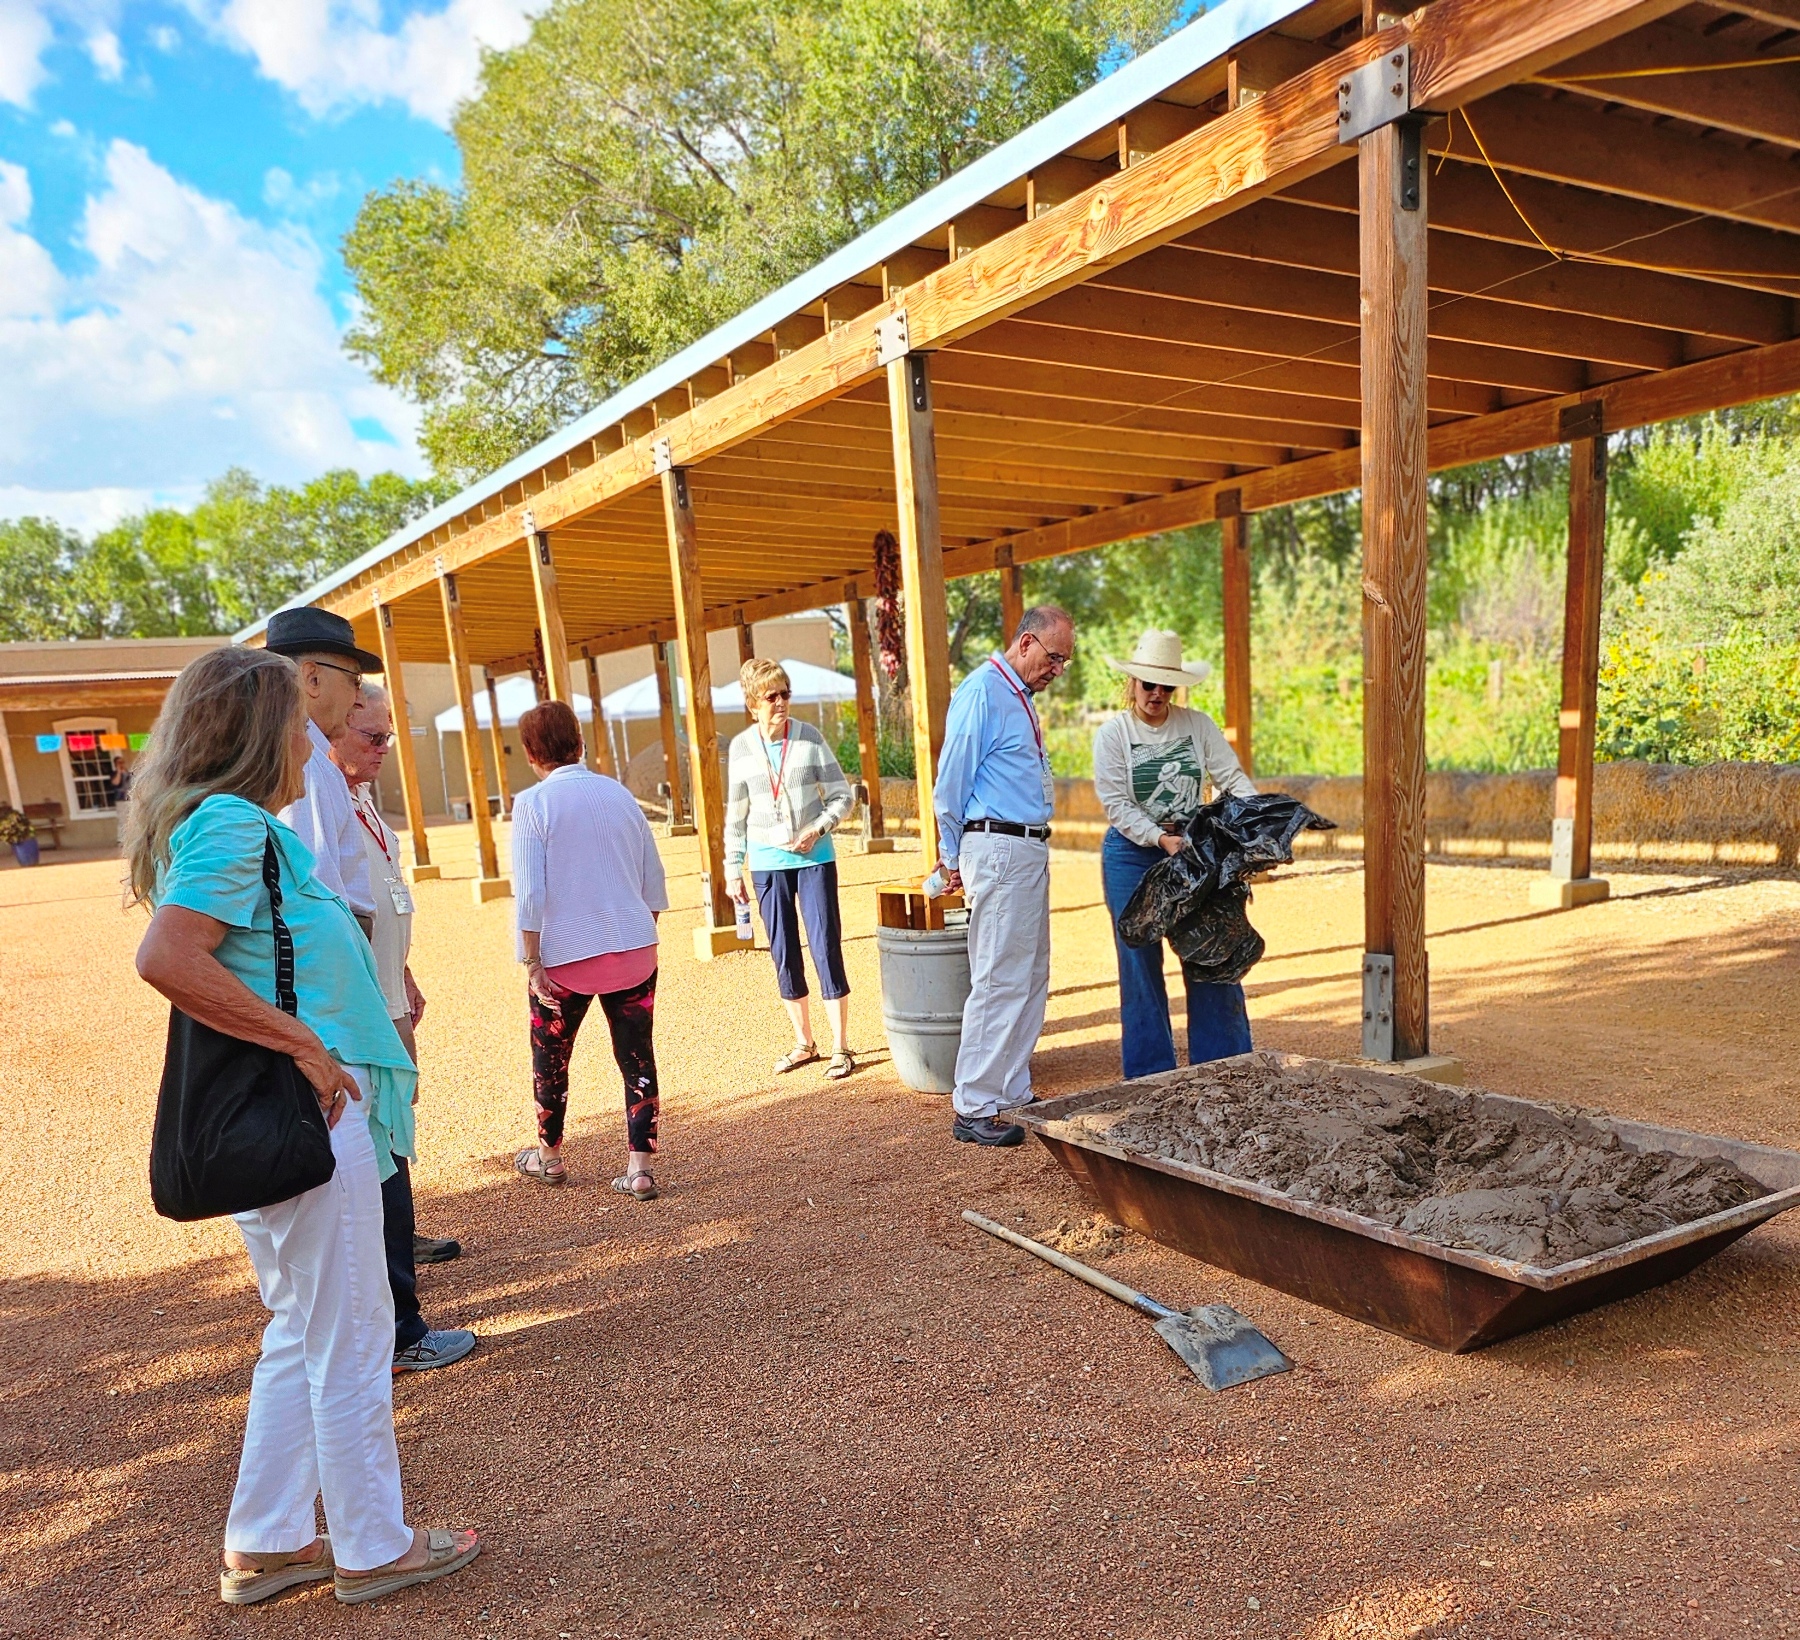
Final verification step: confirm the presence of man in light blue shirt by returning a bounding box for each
[934,605,1075,1146]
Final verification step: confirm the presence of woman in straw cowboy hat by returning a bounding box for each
[1093,630,1258,1079]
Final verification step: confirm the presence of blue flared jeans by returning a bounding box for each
[1101,827,1252,1081]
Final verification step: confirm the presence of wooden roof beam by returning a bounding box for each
[1186,195,1793,344]
[1118,100,1212,167]
[948,205,1026,258]
[1285,158,1800,300]
[1026,156,1114,219]
[1535,18,1800,145]
[882,246,948,300]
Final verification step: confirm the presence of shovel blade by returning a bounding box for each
[1153,1304,1290,1392]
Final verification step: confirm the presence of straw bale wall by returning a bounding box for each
[859,762,1800,867]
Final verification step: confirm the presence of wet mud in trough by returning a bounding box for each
[1065,1053,1767,1266]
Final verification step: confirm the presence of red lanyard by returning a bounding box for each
[988,659,1045,759]
[763,727,794,806]
[352,796,393,864]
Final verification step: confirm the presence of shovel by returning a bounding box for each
[962,1209,1290,1392]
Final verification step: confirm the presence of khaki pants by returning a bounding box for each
[952,831,1051,1119]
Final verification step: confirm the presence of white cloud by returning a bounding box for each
[0,142,427,524]
[205,0,536,126]
[85,23,121,77]
[148,22,179,51]
[0,0,55,106]
[0,482,201,532]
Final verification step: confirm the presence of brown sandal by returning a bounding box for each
[515,1148,566,1186]
[611,1169,658,1201]
[335,1526,481,1605]
[220,1536,334,1606]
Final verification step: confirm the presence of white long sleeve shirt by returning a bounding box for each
[1091,705,1256,848]
[510,763,668,966]
[279,720,375,917]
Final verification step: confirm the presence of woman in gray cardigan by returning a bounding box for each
[726,659,857,1079]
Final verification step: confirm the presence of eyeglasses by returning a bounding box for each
[762,690,792,703]
[1024,633,1071,670]
[354,727,394,749]
[309,659,363,685]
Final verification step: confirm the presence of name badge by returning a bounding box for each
[389,879,415,916]
[1040,758,1056,808]
[767,816,794,849]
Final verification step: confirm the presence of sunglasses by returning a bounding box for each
[762,690,792,703]
[310,658,364,685]
[1139,681,1176,696]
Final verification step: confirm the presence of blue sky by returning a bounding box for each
[0,1,538,531]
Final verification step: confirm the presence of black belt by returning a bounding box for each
[964,819,1052,841]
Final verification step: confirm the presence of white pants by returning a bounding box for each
[225,1068,412,1572]
[953,831,1052,1118]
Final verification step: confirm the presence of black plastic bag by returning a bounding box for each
[1118,793,1335,986]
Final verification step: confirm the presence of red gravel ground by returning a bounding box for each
[2,834,1798,1639]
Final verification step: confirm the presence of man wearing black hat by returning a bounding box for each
[265,608,477,1377]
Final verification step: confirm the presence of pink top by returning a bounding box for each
[544,943,658,997]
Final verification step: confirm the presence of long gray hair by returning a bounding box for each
[124,647,305,906]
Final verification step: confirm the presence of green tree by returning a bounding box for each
[343,0,1182,480]
[0,517,82,640]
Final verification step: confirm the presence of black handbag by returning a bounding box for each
[149,830,337,1220]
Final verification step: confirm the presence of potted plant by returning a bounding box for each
[0,806,38,867]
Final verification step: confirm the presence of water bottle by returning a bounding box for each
[735,898,754,941]
[923,865,951,899]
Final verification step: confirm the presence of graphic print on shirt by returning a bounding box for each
[1130,736,1206,826]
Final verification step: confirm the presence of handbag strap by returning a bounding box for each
[261,829,298,1018]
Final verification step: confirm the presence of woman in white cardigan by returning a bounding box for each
[1092,630,1257,1080]
[725,658,857,1079]
[511,700,668,1198]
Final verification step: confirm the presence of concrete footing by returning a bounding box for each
[666,822,697,838]
[1347,1054,1466,1086]
[1528,875,1611,910]
[693,923,751,961]
[471,876,513,904]
[405,864,441,883]
[853,836,897,854]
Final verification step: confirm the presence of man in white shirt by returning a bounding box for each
[265,608,475,1378]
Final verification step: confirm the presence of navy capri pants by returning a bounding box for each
[753,861,850,1002]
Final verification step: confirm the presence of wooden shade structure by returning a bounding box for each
[245,0,1800,1029]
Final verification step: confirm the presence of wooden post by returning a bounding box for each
[847,595,892,853]
[1359,115,1429,1063]
[484,668,513,819]
[661,465,738,957]
[373,599,438,880]
[652,638,692,833]
[998,554,1025,646]
[1220,510,1254,777]
[1535,422,1612,910]
[526,523,573,704]
[887,351,952,878]
[0,709,20,812]
[584,651,617,777]
[438,571,510,902]
[736,616,755,668]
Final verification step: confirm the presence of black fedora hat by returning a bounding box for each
[264,607,384,674]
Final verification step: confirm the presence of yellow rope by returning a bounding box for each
[1553,54,1800,82]
[1458,109,1564,260]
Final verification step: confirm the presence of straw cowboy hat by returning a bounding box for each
[1107,630,1212,688]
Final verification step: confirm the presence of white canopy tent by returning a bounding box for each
[431,659,859,812]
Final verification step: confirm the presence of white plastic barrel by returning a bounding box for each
[876,924,972,1094]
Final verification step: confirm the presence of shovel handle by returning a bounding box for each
[961,1210,1169,1320]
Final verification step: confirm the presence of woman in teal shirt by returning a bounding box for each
[128,646,478,1607]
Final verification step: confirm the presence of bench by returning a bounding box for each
[23,801,65,849]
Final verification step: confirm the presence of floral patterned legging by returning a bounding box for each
[528,973,659,1153]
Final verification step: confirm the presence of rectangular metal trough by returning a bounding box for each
[1017,1053,1800,1352]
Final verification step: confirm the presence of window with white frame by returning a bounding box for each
[52,717,120,817]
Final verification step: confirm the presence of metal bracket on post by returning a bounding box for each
[1549,816,1576,881]
[1362,953,1396,1062]
[1337,44,1410,144]
[875,309,910,368]
[906,352,930,413]
[652,438,673,474]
